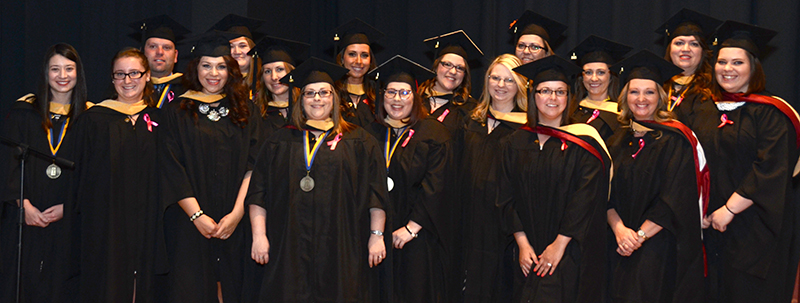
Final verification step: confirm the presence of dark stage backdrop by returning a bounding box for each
[2,0,799,121]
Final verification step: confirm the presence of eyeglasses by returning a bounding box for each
[439,61,466,73]
[112,71,146,80]
[516,43,544,53]
[303,89,333,98]
[384,89,413,100]
[535,88,568,97]
[488,75,515,85]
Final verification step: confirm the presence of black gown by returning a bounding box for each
[423,95,477,137]
[606,120,704,303]
[497,124,609,303]
[570,99,620,142]
[65,102,164,302]
[246,125,389,302]
[341,93,377,128]
[0,98,74,303]
[159,94,261,303]
[151,73,187,110]
[689,95,800,303]
[366,118,454,302]
[666,81,710,126]
[259,104,290,142]
[459,110,525,303]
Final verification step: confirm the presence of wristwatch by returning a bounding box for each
[637,229,648,241]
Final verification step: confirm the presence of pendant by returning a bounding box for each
[300,172,315,192]
[204,106,229,122]
[46,163,61,180]
[387,176,394,192]
[208,110,221,121]
[198,104,210,114]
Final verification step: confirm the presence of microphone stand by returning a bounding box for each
[0,135,74,303]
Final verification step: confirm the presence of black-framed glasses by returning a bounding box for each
[516,43,544,52]
[384,89,413,100]
[112,70,146,80]
[535,88,568,97]
[488,75,515,85]
[303,89,333,98]
[439,61,466,73]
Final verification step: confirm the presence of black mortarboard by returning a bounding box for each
[279,57,350,87]
[612,50,684,84]
[713,20,777,58]
[129,15,190,46]
[514,55,581,88]
[331,18,385,49]
[368,55,435,90]
[423,30,484,61]
[248,36,310,66]
[655,8,722,42]
[569,35,632,66]
[184,31,240,58]
[508,10,567,44]
[207,14,265,40]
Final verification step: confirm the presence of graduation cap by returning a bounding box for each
[423,30,484,61]
[611,50,684,85]
[207,14,265,41]
[513,55,581,88]
[713,20,777,58]
[508,10,567,44]
[569,35,632,66]
[331,18,384,50]
[183,31,240,58]
[367,54,435,99]
[248,36,310,66]
[655,8,722,42]
[128,15,190,46]
[279,57,350,87]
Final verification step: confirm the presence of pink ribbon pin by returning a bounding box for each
[717,114,734,128]
[167,91,174,103]
[401,129,415,147]
[327,133,343,150]
[560,139,568,151]
[437,109,450,122]
[585,109,600,124]
[144,113,158,132]
[632,138,645,159]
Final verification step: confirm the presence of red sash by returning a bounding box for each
[722,92,800,148]
[520,125,606,169]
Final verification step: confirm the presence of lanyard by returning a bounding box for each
[304,130,330,172]
[46,117,70,156]
[384,127,410,171]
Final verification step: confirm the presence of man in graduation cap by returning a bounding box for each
[130,15,190,109]
[508,10,567,64]
[247,57,391,302]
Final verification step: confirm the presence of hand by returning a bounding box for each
[517,242,538,277]
[41,204,64,223]
[701,216,711,229]
[193,215,218,239]
[613,227,641,257]
[213,208,244,240]
[708,206,735,232]
[22,199,49,227]
[368,234,386,268]
[534,241,566,277]
[251,235,270,265]
[392,227,415,249]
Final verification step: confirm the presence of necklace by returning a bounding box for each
[198,104,229,121]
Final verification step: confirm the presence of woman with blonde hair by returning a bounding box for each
[461,53,528,302]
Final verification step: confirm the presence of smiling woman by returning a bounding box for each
[332,19,384,127]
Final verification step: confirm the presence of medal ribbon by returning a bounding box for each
[156,84,172,109]
[46,117,70,156]
[304,130,330,172]
[384,127,410,171]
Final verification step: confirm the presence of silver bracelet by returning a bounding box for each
[371,230,384,236]
[190,210,204,222]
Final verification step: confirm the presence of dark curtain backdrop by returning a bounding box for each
[2,0,799,120]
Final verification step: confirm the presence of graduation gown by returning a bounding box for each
[423,95,477,136]
[459,110,525,303]
[259,104,290,142]
[159,93,261,303]
[0,97,74,303]
[606,120,704,303]
[246,125,389,303]
[341,93,377,128]
[666,81,710,126]
[570,98,620,142]
[366,118,454,302]
[66,101,164,302]
[689,94,800,303]
[497,124,609,303]
[150,73,186,110]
